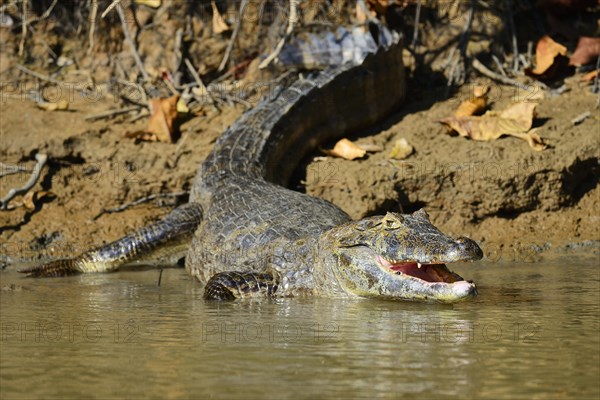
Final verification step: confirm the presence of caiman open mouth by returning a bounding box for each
[376,256,466,284]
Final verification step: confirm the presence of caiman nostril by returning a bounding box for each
[456,237,484,260]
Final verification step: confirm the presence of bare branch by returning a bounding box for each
[116,3,149,81]
[218,0,249,72]
[259,0,299,69]
[0,154,48,210]
[472,58,531,90]
[101,0,122,19]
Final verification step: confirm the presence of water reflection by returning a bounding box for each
[1,257,598,399]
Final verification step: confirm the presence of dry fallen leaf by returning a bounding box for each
[22,190,55,210]
[126,95,181,143]
[389,138,414,160]
[580,69,599,82]
[525,35,568,77]
[455,97,486,118]
[440,103,546,151]
[176,96,189,113]
[324,139,367,160]
[147,95,180,143]
[211,0,230,34]
[455,85,489,117]
[569,37,600,67]
[134,0,161,7]
[36,100,69,111]
[498,102,537,131]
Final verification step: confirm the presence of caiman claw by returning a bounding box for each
[18,258,82,277]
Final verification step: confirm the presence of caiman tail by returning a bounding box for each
[19,203,202,276]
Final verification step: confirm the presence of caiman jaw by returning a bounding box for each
[376,256,466,284]
[371,254,478,301]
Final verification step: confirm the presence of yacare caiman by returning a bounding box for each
[22,23,483,303]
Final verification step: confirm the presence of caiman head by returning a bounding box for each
[316,209,482,303]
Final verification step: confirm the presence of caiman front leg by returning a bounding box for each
[203,271,279,300]
[19,202,203,277]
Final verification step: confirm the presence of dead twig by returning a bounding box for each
[88,0,98,54]
[0,154,48,210]
[218,0,249,72]
[116,3,149,81]
[93,191,189,220]
[184,58,217,107]
[101,0,122,19]
[15,64,60,84]
[0,163,31,178]
[472,58,531,90]
[571,111,590,125]
[172,28,184,86]
[491,55,507,77]
[162,76,179,96]
[85,106,142,121]
[454,3,475,85]
[18,0,27,57]
[126,109,150,123]
[19,0,58,26]
[259,0,299,69]
[505,0,520,73]
[411,0,422,48]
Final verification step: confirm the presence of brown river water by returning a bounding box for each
[1,254,598,399]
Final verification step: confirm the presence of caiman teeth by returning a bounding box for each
[417,262,422,268]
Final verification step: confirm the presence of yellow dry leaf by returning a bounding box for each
[36,99,69,111]
[22,190,55,210]
[498,102,537,131]
[581,69,599,82]
[473,85,490,98]
[211,0,230,34]
[455,85,489,117]
[440,103,546,151]
[176,96,189,113]
[134,0,161,8]
[144,95,180,143]
[325,139,367,160]
[506,129,547,152]
[389,138,414,160]
[528,35,567,76]
[455,97,487,117]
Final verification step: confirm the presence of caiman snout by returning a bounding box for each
[454,237,484,261]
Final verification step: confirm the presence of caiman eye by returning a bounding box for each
[382,213,403,229]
